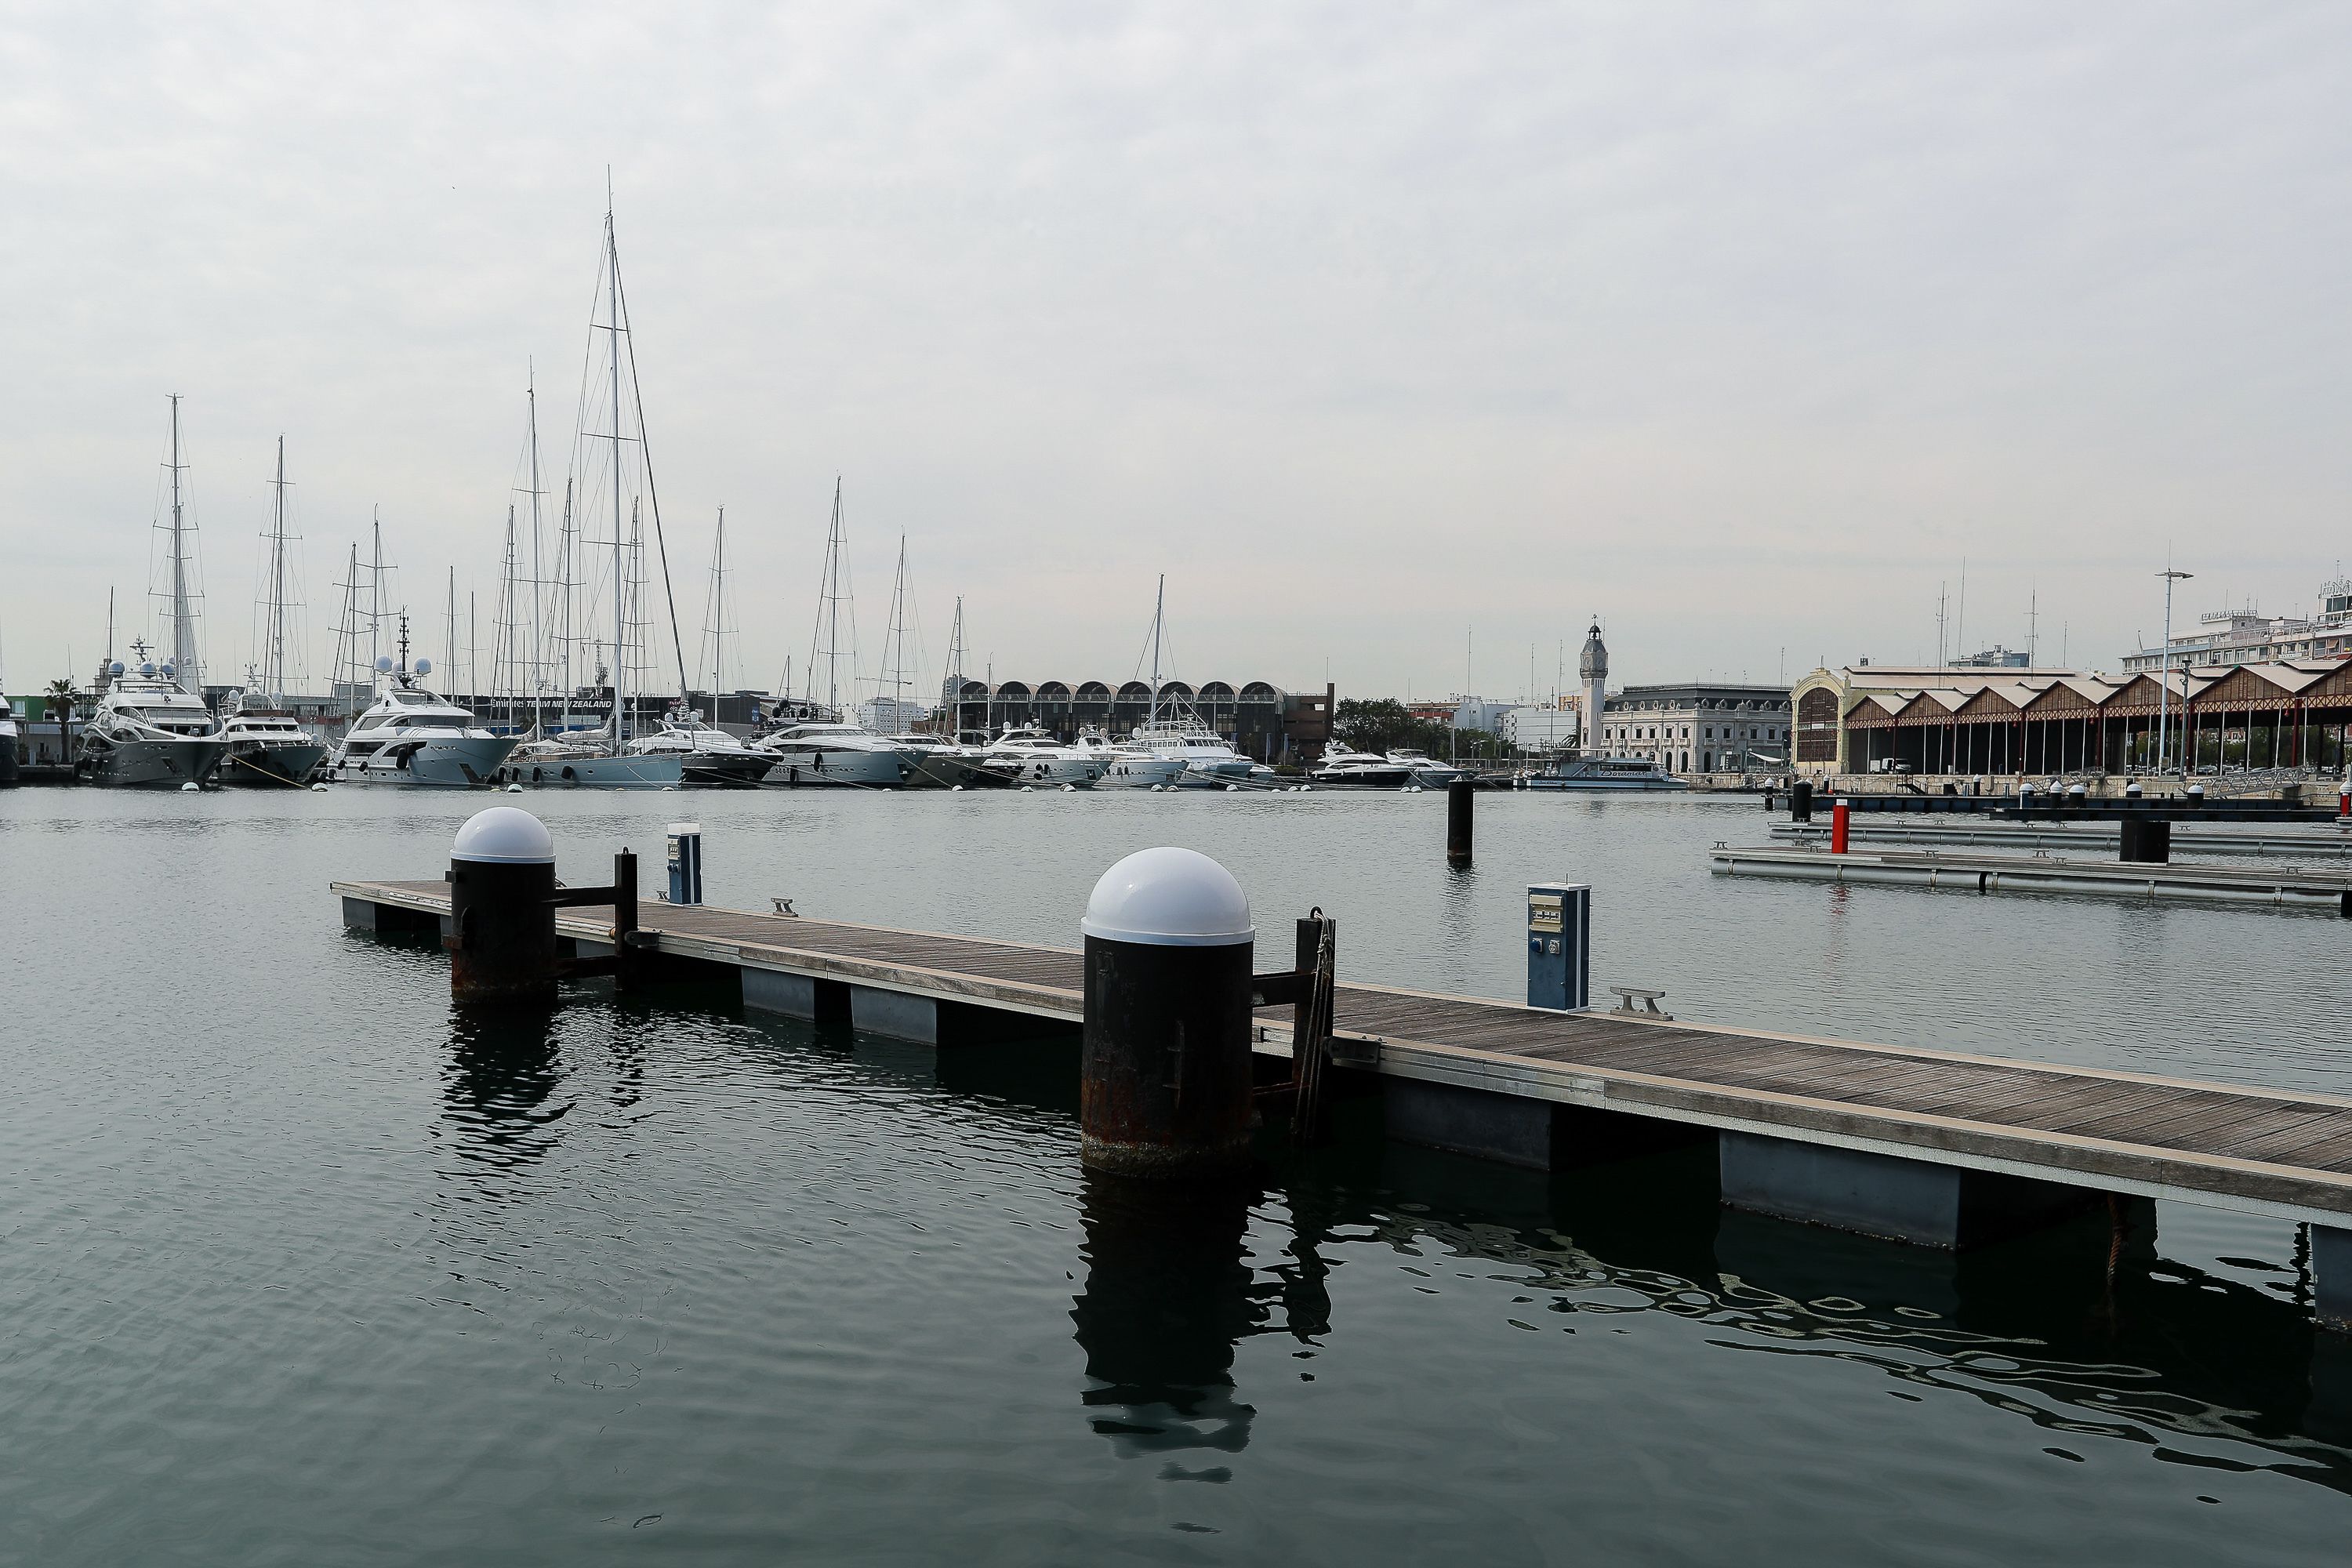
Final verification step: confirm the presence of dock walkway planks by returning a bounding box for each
[334,877,2352,1229]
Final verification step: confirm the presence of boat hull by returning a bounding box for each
[500,753,682,789]
[1523,777,1690,792]
[677,751,776,788]
[78,736,229,788]
[1094,756,1188,788]
[759,749,909,787]
[330,735,520,788]
[221,740,328,787]
[904,750,1018,789]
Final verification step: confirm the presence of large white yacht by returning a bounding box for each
[78,644,229,788]
[982,724,1105,788]
[327,639,519,788]
[1076,728,1187,789]
[897,731,1018,789]
[1387,748,1468,787]
[217,689,328,787]
[625,715,774,787]
[1130,717,1259,789]
[755,721,911,787]
[1310,745,1414,789]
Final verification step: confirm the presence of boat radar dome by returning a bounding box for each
[376,655,395,673]
[160,662,175,677]
[414,657,432,676]
[451,806,556,866]
[110,661,125,677]
[140,662,157,677]
[1080,846,1254,947]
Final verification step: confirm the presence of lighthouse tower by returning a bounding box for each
[1578,621,1608,755]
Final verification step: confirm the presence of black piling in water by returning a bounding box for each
[446,808,560,1006]
[1790,779,1814,822]
[1446,778,1474,866]
[1078,848,1258,1179]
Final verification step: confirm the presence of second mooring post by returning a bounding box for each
[446,806,559,1006]
[1830,797,1850,855]
[1790,779,1813,822]
[1078,848,1258,1178]
[1446,778,1474,866]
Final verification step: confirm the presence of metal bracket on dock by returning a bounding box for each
[1609,985,1672,1020]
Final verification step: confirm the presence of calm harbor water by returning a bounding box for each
[3,786,2347,1563]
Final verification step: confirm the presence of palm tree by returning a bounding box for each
[45,677,73,769]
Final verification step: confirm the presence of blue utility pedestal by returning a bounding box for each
[1526,881,1590,1011]
[666,821,703,906]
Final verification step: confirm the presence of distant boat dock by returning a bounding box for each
[333,875,2352,1331]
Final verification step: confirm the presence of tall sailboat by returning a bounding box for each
[79,397,228,788]
[1127,575,1261,788]
[505,194,680,788]
[624,506,773,785]
[220,434,327,786]
[755,480,908,786]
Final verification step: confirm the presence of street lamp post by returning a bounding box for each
[2155,568,2193,775]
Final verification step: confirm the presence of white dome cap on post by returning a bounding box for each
[452,806,556,865]
[1081,847,1254,947]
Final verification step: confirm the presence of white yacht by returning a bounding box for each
[1310,745,1414,789]
[625,715,774,787]
[977,725,1103,788]
[78,646,228,788]
[0,708,19,787]
[898,731,1018,789]
[1388,748,1468,787]
[1129,717,1258,789]
[327,641,519,788]
[503,721,682,789]
[755,721,911,787]
[1076,728,1187,789]
[217,690,328,787]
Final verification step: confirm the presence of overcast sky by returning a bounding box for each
[3,2,2348,704]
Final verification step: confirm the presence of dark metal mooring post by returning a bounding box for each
[1790,779,1813,822]
[446,807,560,1006]
[1446,777,1474,867]
[1079,848,1258,1178]
[1290,913,1337,1145]
[612,848,639,991]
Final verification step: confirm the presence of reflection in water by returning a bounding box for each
[438,1004,572,1176]
[1070,1174,1282,1465]
[1324,1173,2352,1497]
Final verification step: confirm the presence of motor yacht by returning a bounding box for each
[982,725,1105,788]
[77,645,229,788]
[326,641,519,788]
[1131,717,1258,789]
[499,722,682,789]
[1310,744,1415,789]
[623,715,774,787]
[0,708,18,787]
[216,690,328,787]
[755,721,912,787]
[1387,748,1468,787]
[1076,728,1186,789]
[898,731,1018,789]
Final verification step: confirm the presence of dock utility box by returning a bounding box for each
[1526,882,1590,1011]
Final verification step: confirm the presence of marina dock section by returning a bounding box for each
[1712,842,2352,912]
[1771,818,2352,858]
[332,876,2352,1330]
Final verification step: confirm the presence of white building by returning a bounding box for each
[1501,705,1580,753]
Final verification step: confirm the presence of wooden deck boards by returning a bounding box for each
[335,877,2352,1223]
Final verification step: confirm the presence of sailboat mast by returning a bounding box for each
[165,394,199,690]
[1148,574,1165,727]
[702,507,728,699]
[368,510,384,679]
[557,480,575,720]
[608,198,626,752]
[526,368,544,714]
[445,567,457,690]
[940,595,964,733]
[265,434,289,704]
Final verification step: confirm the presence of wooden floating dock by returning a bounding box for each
[333,875,2352,1328]
[1714,844,2352,913]
[1772,819,2352,858]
